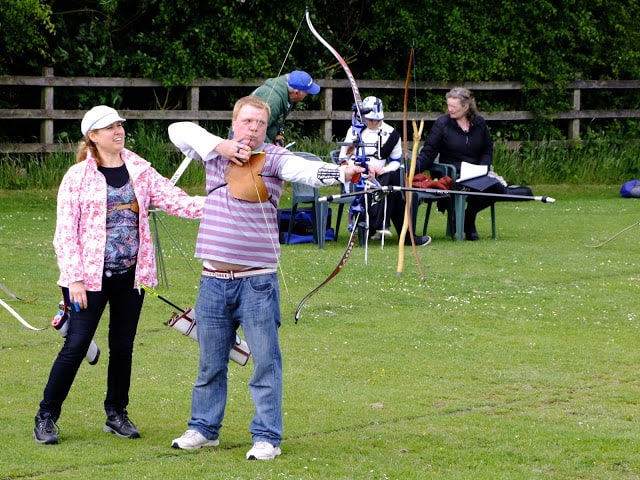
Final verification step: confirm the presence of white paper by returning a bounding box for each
[458,162,488,181]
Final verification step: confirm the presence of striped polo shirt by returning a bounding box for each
[196,144,285,268]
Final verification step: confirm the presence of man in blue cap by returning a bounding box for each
[251,70,320,146]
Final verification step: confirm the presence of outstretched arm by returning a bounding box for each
[280,155,364,187]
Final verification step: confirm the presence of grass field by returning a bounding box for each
[2,184,640,479]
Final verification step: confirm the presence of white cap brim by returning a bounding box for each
[81,109,126,136]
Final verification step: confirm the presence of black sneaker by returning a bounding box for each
[405,235,432,247]
[34,414,59,444]
[465,230,479,241]
[103,411,140,439]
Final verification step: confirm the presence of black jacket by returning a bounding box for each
[417,114,493,176]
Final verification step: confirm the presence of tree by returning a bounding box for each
[2,0,640,141]
[0,0,54,75]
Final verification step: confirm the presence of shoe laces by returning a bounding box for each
[120,412,136,427]
[110,411,134,427]
[37,416,58,435]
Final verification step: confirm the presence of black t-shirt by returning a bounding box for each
[98,163,129,188]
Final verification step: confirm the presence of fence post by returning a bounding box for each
[569,74,581,140]
[187,86,200,124]
[41,67,54,144]
[321,86,333,142]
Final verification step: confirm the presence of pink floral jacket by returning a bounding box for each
[54,148,204,291]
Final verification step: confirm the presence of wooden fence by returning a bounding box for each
[2,68,640,153]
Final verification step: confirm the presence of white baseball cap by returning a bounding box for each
[81,105,126,136]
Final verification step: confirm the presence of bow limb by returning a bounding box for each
[402,49,412,171]
[305,8,364,116]
[294,211,361,323]
[169,156,193,186]
[0,297,46,331]
[0,282,37,302]
[294,9,365,322]
[397,48,426,280]
[397,48,412,276]
[397,120,426,280]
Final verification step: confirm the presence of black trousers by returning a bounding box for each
[38,268,144,421]
[366,170,405,235]
[465,182,508,217]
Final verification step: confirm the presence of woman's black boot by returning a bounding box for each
[464,210,479,241]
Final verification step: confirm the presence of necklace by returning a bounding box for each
[457,119,470,132]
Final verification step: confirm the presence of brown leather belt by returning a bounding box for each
[201,267,277,280]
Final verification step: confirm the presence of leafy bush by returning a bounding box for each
[1,123,640,190]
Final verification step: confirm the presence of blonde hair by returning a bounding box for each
[446,87,479,121]
[75,138,102,165]
[232,95,271,120]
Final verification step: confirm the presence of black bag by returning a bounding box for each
[458,174,502,191]
[505,185,533,200]
[278,208,314,236]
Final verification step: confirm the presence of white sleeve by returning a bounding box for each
[280,155,346,187]
[338,128,356,159]
[382,159,401,173]
[168,122,225,162]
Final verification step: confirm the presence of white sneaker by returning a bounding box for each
[171,429,219,450]
[246,441,282,460]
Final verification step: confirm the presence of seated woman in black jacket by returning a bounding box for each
[416,87,507,241]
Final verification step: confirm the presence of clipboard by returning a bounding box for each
[457,162,500,191]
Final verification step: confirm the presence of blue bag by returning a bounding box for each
[277,207,334,244]
[620,179,640,198]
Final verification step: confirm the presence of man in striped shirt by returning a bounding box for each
[168,95,362,460]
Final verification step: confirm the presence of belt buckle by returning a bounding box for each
[213,271,234,280]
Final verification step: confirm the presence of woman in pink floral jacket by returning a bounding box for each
[34,106,204,445]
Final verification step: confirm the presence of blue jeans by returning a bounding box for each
[188,272,282,446]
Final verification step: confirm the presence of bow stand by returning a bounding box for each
[150,156,197,287]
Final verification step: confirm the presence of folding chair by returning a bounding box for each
[287,152,330,249]
[403,153,455,239]
[328,150,359,240]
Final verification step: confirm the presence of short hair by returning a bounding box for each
[232,95,271,121]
